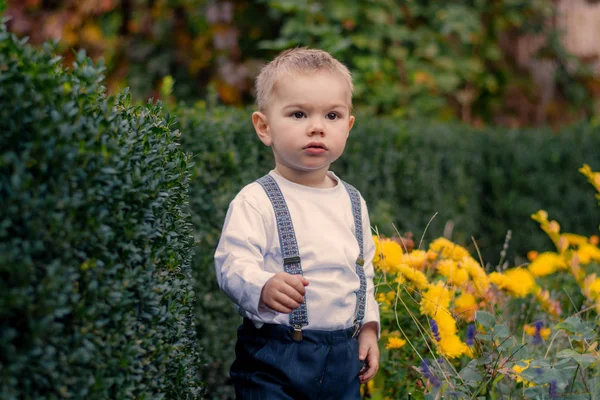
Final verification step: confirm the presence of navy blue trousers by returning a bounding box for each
[231,319,363,400]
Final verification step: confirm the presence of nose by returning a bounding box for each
[307,117,324,136]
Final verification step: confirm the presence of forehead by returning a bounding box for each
[270,70,352,106]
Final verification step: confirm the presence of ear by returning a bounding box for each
[252,111,272,146]
[347,115,355,138]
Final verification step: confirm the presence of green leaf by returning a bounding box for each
[556,349,598,369]
[476,311,495,330]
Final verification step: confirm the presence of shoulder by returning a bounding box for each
[230,179,274,219]
[336,175,369,208]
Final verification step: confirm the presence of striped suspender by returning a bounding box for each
[256,174,367,339]
[341,180,367,333]
[256,175,308,340]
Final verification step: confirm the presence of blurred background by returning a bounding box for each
[5,0,600,127]
[5,1,600,399]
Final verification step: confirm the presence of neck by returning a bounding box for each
[273,166,336,188]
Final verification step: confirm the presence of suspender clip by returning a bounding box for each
[292,325,303,341]
[283,256,301,266]
[352,321,361,338]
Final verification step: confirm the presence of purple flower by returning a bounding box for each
[532,320,544,345]
[466,324,476,346]
[549,379,558,398]
[430,319,441,342]
[419,359,441,388]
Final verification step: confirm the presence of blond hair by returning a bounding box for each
[255,47,354,111]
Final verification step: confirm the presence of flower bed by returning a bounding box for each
[371,165,600,399]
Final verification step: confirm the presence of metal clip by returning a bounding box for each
[292,326,303,341]
[352,321,360,338]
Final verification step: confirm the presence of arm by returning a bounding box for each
[358,197,380,382]
[361,198,381,336]
[214,197,276,318]
[358,321,379,383]
[215,195,308,317]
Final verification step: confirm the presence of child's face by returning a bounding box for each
[252,70,355,185]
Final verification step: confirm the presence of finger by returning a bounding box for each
[297,275,309,286]
[359,362,378,383]
[360,353,379,382]
[280,284,305,304]
[273,292,301,310]
[358,345,369,361]
[358,362,367,376]
[283,274,308,296]
[264,298,293,314]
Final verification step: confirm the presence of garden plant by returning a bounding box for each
[372,164,600,399]
[0,21,201,399]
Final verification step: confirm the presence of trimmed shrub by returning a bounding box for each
[176,105,272,400]
[0,24,200,399]
[342,119,600,263]
[176,104,599,398]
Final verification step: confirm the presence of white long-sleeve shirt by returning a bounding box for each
[214,170,380,332]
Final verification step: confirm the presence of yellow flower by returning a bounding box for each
[429,238,470,261]
[376,292,387,304]
[563,233,589,247]
[397,264,429,290]
[387,292,397,303]
[394,274,406,285]
[373,237,404,273]
[576,244,600,265]
[437,259,469,286]
[579,164,600,193]
[512,360,535,386]
[524,324,551,340]
[463,345,475,358]
[489,268,536,298]
[453,293,477,322]
[385,337,407,349]
[461,257,490,293]
[372,235,384,266]
[427,249,438,261]
[531,210,548,223]
[531,210,561,250]
[438,334,467,359]
[527,250,539,261]
[433,308,458,337]
[584,274,600,299]
[528,252,567,277]
[420,281,453,317]
[548,221,561,234]
[401,249,428,270]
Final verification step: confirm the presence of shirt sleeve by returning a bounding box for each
[214,196,278,320]
[361,198,381,338]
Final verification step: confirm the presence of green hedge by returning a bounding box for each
[177,104,599,399]
[342,119,600,261]
[0,25,200,399]
[176,106,271,399]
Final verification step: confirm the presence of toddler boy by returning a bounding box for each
[214,48,380,399]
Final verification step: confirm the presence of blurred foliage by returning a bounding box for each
[0,23,201,399]
[258,0,600,126]
[5,0,600,127]
[175,104,273,400]
[174,103,600,398]
[371,166,600,399]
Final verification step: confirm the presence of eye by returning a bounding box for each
[291,111,306,119]
[326,112,339,120]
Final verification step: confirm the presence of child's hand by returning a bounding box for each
[260,272,309,313]
[358,321,379,383]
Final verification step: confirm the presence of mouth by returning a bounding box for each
[304,142,328,150]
